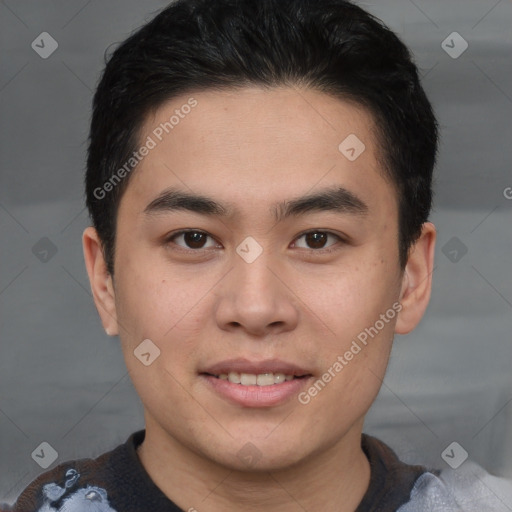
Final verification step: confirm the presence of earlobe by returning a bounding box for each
[395,222,436,335]
[82,226,119,336]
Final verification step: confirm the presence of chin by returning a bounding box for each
[199,433,315,473]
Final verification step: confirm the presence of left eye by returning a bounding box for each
[293,231,341,250]
[168,230,342,252]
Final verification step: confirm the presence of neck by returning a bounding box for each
[137,417,370,512]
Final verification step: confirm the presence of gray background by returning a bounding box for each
[1,0,511,505]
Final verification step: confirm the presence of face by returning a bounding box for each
[86,87,427,472]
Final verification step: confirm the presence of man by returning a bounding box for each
[6,0,512,510]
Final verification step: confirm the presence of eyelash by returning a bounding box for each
[164,229,346,255]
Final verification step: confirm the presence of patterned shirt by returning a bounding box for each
[3,430,512,511]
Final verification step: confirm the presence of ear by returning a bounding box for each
[82,226,119,336]
[395,222,436,335]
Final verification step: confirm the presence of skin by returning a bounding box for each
[83,86,436,512]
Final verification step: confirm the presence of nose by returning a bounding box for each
[214,245,299,337]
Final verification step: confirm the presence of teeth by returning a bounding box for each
[228,371,241,384]
[256,373,274,386]
[274,373,286,384]
[241,373,257,385]
[217,372,299,386]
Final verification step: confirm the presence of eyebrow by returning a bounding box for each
[143,185,369,222]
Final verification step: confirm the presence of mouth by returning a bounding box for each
[199,359,314,407]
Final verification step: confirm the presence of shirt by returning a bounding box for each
[3,430,512,511]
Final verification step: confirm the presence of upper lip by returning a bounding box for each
[200,358,312,377]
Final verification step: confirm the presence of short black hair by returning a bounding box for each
[85,0,439,276]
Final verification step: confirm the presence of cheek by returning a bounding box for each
[301,256,398,393]
[114,253,213,364]
[312,257,399,402]
[114,265,206,407]
[299,256,399,342]
[114,247,174,333]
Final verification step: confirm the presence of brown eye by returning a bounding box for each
[305,232,328,249]
[294,231,341,251]
[183,231,207,249]
[168,230,218,250]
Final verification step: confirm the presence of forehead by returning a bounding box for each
[122,86,396,222]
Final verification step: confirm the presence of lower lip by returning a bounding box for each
[201,374,312,407]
